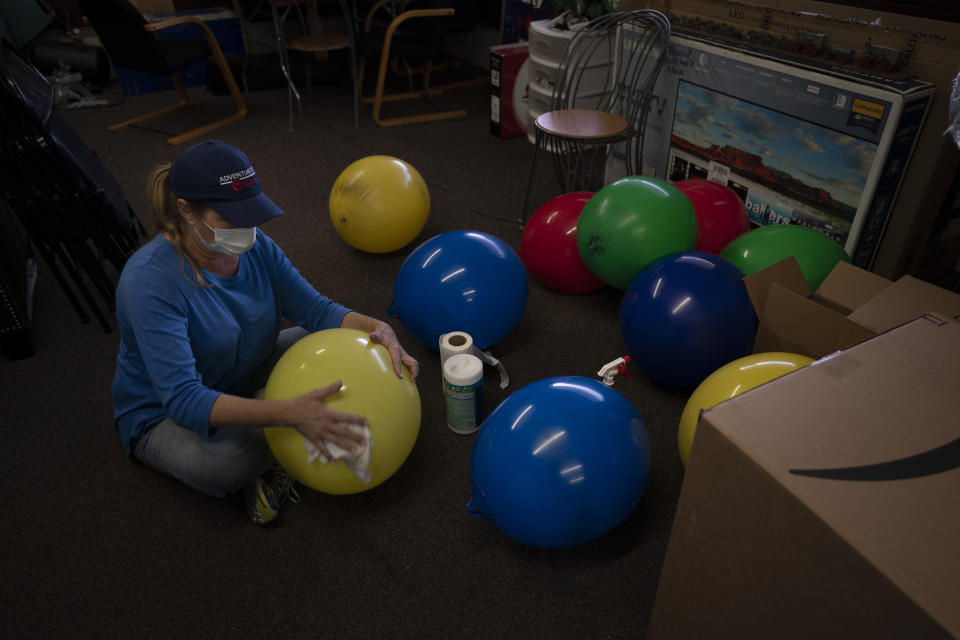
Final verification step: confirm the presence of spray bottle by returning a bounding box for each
[597,356,631,387]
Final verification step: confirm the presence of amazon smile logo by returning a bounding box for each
[790,437,960,481]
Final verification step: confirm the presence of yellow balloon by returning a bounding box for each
[263,328,421,494]
[329,155,430,253]
[678,352,814,467]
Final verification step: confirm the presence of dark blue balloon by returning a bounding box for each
[467,376,651,548]
[620,251,758,388]
[391,230,528,350]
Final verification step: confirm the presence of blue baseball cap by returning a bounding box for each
[169,140,285,228]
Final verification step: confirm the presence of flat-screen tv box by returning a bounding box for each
[608,32,934,271]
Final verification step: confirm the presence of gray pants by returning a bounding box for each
[133,327,309,497]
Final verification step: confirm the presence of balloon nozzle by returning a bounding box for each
[466,491,490,519]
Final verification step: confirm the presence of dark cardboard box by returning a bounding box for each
[648,313,960,639]
[489,43,530,139]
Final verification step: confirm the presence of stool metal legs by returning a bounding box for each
[521,126,625,226]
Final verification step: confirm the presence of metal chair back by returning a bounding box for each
[550,10,671,173]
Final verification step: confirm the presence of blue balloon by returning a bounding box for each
[391,230,528,350]
[620,251,758,388]
[467,376,651,548]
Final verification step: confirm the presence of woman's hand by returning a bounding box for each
[288,381,368,459]
[369,322,419,382]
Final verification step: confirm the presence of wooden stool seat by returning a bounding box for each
[520,11,670,225]
[536,109,628,140]
[289,33,351,53]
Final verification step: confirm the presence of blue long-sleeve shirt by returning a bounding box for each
[112,231,351,455]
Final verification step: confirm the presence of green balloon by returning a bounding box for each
[719,225,850,291]
[576,176,698,289]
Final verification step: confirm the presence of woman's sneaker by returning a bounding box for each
[244,466,300,524]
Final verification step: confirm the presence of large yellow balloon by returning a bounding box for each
[263,328,421,494]
[329,155,430,253]
[678,352,814,467]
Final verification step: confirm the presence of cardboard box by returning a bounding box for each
[625,0,960,279]
[648,313,960,639]
[636,0,948,79]
[743,256,960,358]
[489,43,530,139]
[607,31,935,270]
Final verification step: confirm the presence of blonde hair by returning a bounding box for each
[146,163,210,286]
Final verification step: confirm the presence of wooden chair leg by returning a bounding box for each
[370,41,390,123]
[359,6,466,126]
[108,75,190,132]
[166,22,248,145]
[139,16,248,145]
[371,35,465,124]
[358,54,444,103]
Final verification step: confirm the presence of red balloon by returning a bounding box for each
[521,192,606,295]
[673,178,750,255]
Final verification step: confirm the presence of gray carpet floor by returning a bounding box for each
[0,70,689,639]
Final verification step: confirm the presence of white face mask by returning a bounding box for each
[193,218,256,256]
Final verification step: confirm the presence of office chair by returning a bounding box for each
[78,0,247,146]
[521,10,671,223]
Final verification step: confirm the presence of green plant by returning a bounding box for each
[553,0,621,21]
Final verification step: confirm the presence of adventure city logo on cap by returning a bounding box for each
[170,140,284,228]
[219,166,258,191]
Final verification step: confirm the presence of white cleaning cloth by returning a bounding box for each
[304,423,374,484]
